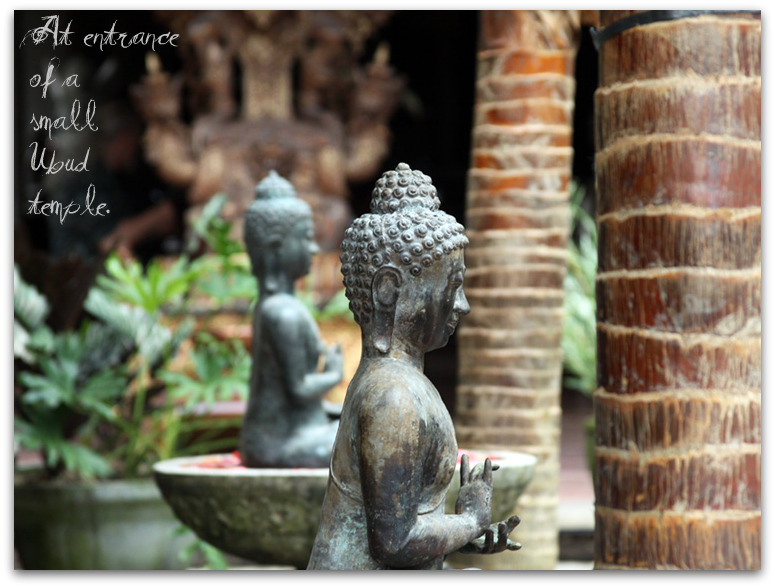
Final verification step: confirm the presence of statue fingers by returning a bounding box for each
[506,514,521,534]
[470,461,485,482]
[496,521,508,551]
[483,527,495,553]
[460,453,470,485]
[483,458,493,486]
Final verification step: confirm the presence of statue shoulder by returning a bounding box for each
[355,361,425,416]
[260,294,311,330]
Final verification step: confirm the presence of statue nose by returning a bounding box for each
[455,290,470,316]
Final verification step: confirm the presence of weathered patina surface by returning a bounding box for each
[239,171,342,468]
[307,163,521,569]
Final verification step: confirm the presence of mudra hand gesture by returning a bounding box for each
[456,454,522,555]
[322,342,344,377]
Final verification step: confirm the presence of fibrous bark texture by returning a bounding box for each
[593,10,761,570]
[453,10,580,570]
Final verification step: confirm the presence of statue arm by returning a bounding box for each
[267,306,343,405]
[357,389,489,568]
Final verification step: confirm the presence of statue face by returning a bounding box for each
[280,216,319,280]
[398,248,470,353]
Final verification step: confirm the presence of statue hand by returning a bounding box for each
[455,455,495,532]
[458,515,522,555]
[323,343,344,379]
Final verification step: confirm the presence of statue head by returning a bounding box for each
[244,171,319,293]
[340,163,469,354]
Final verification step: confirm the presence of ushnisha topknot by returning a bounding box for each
[340,163,468,326]
[370,162,441,214]
[255,169,297,200]
[245,170,312,254]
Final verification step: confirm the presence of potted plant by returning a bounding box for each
[13,258,240,570]
[14,191,293,570]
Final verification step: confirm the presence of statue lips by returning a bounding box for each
[446,314,460,337]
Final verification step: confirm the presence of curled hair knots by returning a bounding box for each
[340,165,468,327]
[244,171,312,253]
[370,162,441,215]
[340,215,386,325]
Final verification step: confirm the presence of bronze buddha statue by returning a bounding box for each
[307,163,520,570]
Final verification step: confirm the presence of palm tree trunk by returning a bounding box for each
[593,10,761,569]
[453,10,580,570]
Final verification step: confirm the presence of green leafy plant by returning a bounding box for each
[160,332,249,410]
[94,193,259,317]
[14,266,52,367]
[97,253,202,316]
[15,354,128,479]
[311,288,354,322]
[188,193,243,260]
[193,257,256,306]
[14,267,191,480]
[296,278,355,325]
[155,332,250,457]
[187,193,257,305]
[562,184,597,397]
[175,527,230,570]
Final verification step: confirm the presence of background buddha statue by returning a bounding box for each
[239,171,343,468]
[307,163,520,569]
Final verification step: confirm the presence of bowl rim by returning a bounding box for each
[456,449,538,468]
[153,449,538,478]
[152,454,331,477]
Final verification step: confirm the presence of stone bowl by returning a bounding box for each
[153,449,536,569]
[153,455,328,569]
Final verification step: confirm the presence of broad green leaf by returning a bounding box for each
[13,265,50,330]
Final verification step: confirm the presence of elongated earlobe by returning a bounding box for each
[262,238,283,294]
[372,266,402,354]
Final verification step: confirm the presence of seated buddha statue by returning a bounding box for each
[307,163,520,570]
[239,171,343,468]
